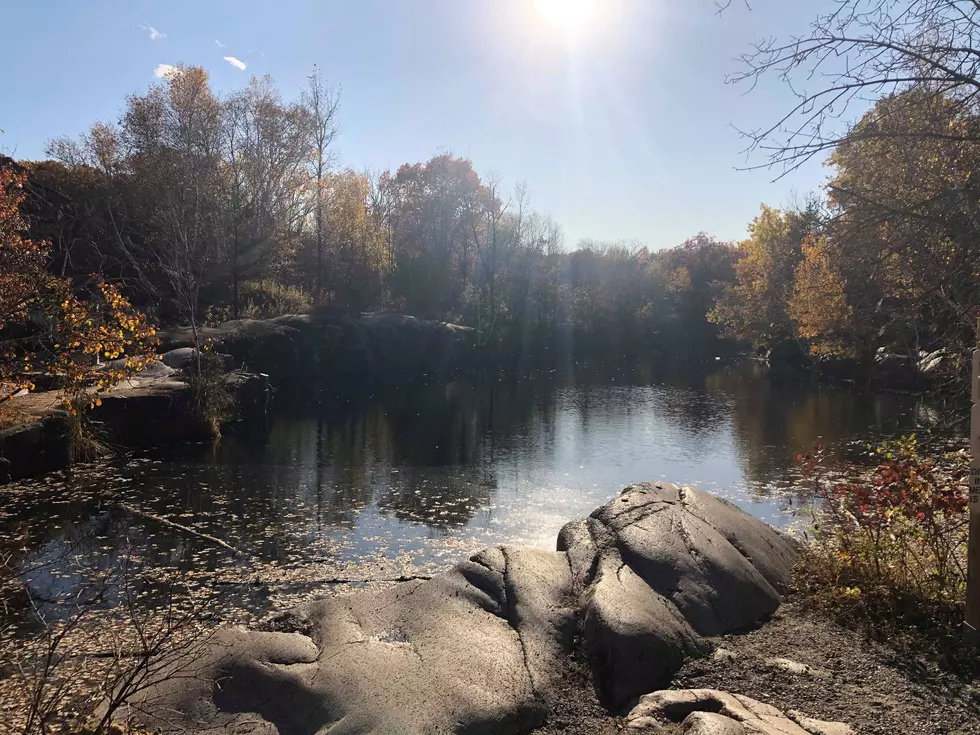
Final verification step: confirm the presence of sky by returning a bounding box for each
[0,0,853,249]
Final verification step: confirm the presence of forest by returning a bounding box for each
[4,5,980,400]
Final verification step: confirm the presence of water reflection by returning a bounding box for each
[1,358,938,624]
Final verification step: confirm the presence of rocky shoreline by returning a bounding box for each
[0,313,474,484]
[120,482,860,734]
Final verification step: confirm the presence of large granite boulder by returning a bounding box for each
[133,547,575,734]
[559,482,798,709]
[131,484,798,733]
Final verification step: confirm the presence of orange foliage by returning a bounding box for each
[0,162,157,407]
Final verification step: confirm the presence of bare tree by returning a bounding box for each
[224,76,311,318]
[122,66,225,374]
[301,67,340,305]
[730,0,980,176]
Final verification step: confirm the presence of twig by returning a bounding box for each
[212,575,432,586]
[118,503,243,556]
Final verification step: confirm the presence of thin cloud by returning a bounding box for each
[223,56,247,71]
[153,63,178,79]
[139,23,166,40]
[214,39,226,48]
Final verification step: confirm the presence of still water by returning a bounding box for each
[0,358,939,621]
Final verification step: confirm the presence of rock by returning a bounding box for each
[765,657,828,678]
[160,347,199,369]
[918,349,947,375]
[101,358,176,382]
[131,546,575,734]
[787,712,855,735]
[160,347,236,371]
[683,711,747,734]
[626,689,811,735]
[157,313,475,384]
[712,647,739,662]
[133,484,799,733]
[223,370,271,417]
[874,349,912,373]
[625,716,668,732]
[560,482,798,708]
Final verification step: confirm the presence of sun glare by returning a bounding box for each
[534,0,598,32]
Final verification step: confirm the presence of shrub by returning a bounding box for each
[796,436,969,635]
[182,350,234,438]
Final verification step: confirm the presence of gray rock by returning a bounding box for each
[132,546,574,734]
[918,349,947,375]
[133,484,799,733]
[625,716,668,732]
[787,711,855,735]
[160,347,199,369]
[765,657,829,678]
[627,689,811,735]
[711,647,739,663]
[160,347,236,371]
[874,351,911,374]
[561,482,798,708]
[683,711,747,734]
[101,358,175,381]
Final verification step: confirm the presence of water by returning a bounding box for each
[0,358,939,624]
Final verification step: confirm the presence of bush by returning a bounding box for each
[206,281,312,325]
[182,350,234,438]
[796,436,969,636]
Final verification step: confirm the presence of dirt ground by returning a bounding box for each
[534,597,980,734]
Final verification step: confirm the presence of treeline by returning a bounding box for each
[713,89,979,375]
[7,62,979,375]
[11,64,738,357]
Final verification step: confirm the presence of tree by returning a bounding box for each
[388,155,486,318]
[320,169,386,309]
[122,66,224,364]
[788,235,857,358]
[302,66,340,305]
[709,204,818,351]
[0,160,155,410]
[653,234,738,345]
[224,76,311,317]
[731,0,980,175]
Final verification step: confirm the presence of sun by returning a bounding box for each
[534,0,599,32]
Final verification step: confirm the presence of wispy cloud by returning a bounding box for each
[139,22,166,40]
[223,56,247,71]
[153,63,178,79]
[214,39,226,48]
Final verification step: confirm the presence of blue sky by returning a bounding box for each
[0,0,852,249]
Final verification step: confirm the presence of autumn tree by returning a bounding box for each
[121,65,225,363]
[826,89,980,360]
[318,169,387,310]
[0,160,155,418]
[653,234,737,345]
[709,203,818,352]
[787,235,857,358]
[387,155,487,318]
[224,75,312,317]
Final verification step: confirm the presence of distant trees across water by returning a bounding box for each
[6,55,980,372]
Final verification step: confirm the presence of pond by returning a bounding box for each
[0,357,939,624]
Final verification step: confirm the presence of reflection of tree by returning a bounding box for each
[715,362,927,491]
[1,354,940,635]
